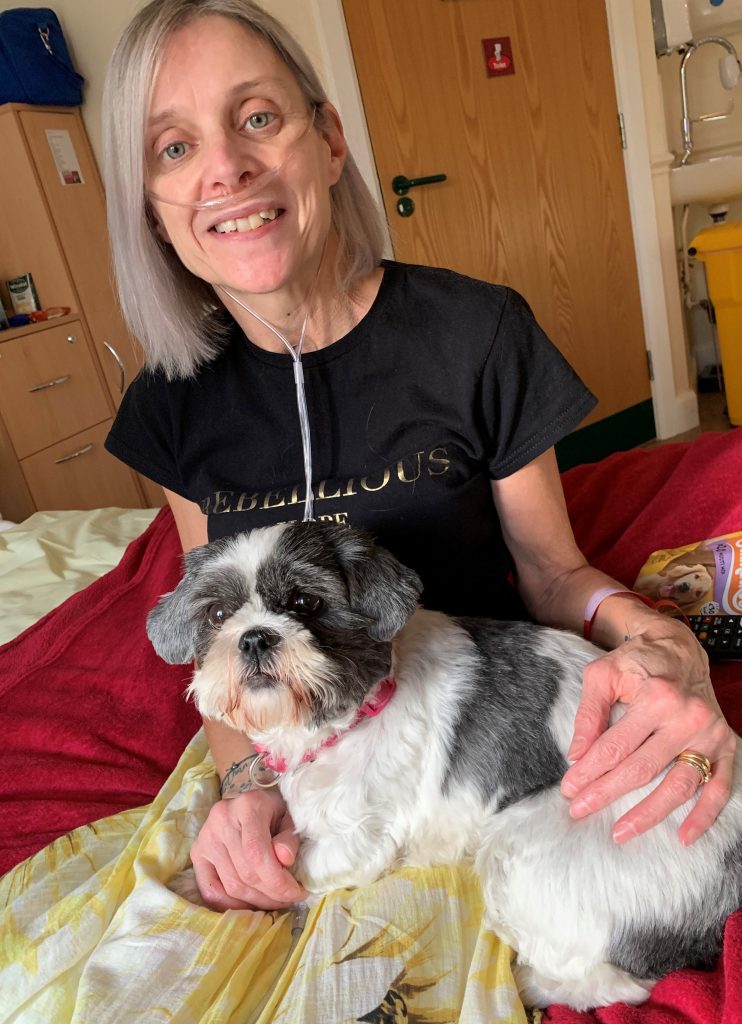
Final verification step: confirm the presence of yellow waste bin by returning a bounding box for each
[689,220,742,425]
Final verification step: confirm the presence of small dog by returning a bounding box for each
[634,562,713,608]
[147,521,742,1010]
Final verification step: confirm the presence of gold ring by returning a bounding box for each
[673,750,712,785]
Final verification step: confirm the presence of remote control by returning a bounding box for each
[686,614,742,660]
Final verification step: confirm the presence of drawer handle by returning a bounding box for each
[28,374,71,393]
[102,341,126,394]
[54,443,94,465]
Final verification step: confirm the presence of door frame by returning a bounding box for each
[310,0,699,441]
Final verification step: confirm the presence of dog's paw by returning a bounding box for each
[294,835,394,893]
[168,866,206,906]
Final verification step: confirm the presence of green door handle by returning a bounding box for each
[392,173,447,196]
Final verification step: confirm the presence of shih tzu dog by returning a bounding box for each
[147,520,742,1010]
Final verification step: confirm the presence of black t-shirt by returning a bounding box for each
[106,261,596,617]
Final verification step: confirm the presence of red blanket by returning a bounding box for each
[1,429,741,1022]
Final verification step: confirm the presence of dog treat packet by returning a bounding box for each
[633,531,742,615]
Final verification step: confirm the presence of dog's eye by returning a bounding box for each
[287,591,323,616]
[207,603,227,627]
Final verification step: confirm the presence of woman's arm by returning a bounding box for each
[163,488,307,909]
[490,450,736,845]
[164,487,208,550]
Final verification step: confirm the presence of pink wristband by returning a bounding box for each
[583,587,655,641]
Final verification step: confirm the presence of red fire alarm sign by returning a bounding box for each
[483,37,515,78]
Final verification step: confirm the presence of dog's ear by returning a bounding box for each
[324,524,423,640]
[146,545,213,664]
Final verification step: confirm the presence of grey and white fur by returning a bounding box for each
[147,520,742,1010]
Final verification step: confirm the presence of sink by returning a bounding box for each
[669,152,742,206]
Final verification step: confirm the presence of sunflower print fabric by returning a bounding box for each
[0,730,526,1024]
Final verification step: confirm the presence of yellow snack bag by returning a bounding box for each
[633,532,742,616]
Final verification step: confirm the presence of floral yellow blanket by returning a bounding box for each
[0,728,525,1024]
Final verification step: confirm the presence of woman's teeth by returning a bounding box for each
[213,209,278,233]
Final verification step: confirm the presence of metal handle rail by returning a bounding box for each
[54,443,93,465]
[28,374,71,393]
[102,341,126,394]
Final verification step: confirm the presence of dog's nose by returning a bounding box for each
[677,582,690,592]
[238,627,281,656]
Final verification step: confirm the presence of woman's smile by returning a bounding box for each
[210,208,282,234]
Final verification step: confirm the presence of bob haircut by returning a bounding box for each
[102,0,387,379]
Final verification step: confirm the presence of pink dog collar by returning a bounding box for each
[254,675,397,773]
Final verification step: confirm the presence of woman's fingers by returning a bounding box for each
[232,796,306,903]
[272,811,301,866]
[190,790,307,910]
[677,748,735,846]
[612,746,735,845]
[191,855,260,911]
[560,628,736,841]
[562,696,736,842]
[562,697,655,800]
[566,675,621,763]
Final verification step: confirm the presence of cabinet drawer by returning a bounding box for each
[0,321,110,459]
[20,420,143,510]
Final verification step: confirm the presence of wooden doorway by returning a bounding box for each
[341,0,655,463]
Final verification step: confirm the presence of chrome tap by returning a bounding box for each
[679,36,741,166]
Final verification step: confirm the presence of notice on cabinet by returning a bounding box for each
[44,129,85,186]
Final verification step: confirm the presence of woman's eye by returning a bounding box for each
[162,141,188,161]
[245,110,279,132]
[207,603,227,627]
[287,592,323,616]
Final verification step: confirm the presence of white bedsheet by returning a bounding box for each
[0,507,159,644]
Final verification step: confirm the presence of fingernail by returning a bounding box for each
[681,827,700,847]
[613,822,637,844]
[570,798,590,818]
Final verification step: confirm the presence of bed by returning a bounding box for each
[1,429,741,1024]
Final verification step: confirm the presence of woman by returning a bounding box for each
[103,0,734,913]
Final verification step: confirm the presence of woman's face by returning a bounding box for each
[145,15,346,297]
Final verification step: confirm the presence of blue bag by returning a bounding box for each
[0,8,84,106]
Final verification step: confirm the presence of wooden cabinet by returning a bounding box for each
[0,320,110,459]
[0,103,164,521]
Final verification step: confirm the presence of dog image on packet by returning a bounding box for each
[633,531,742,615]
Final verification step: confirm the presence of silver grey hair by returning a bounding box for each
[102,0,387,379]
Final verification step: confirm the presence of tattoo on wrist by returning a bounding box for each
[220,753,261,798]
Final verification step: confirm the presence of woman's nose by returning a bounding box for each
[203,131,267,196]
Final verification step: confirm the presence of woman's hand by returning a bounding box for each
[190,788,308,911]
[561,616,736,845]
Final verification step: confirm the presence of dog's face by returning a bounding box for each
[661,565,713,606]
[147,521,422,736]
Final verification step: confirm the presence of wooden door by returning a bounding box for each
[342,0,654,458]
